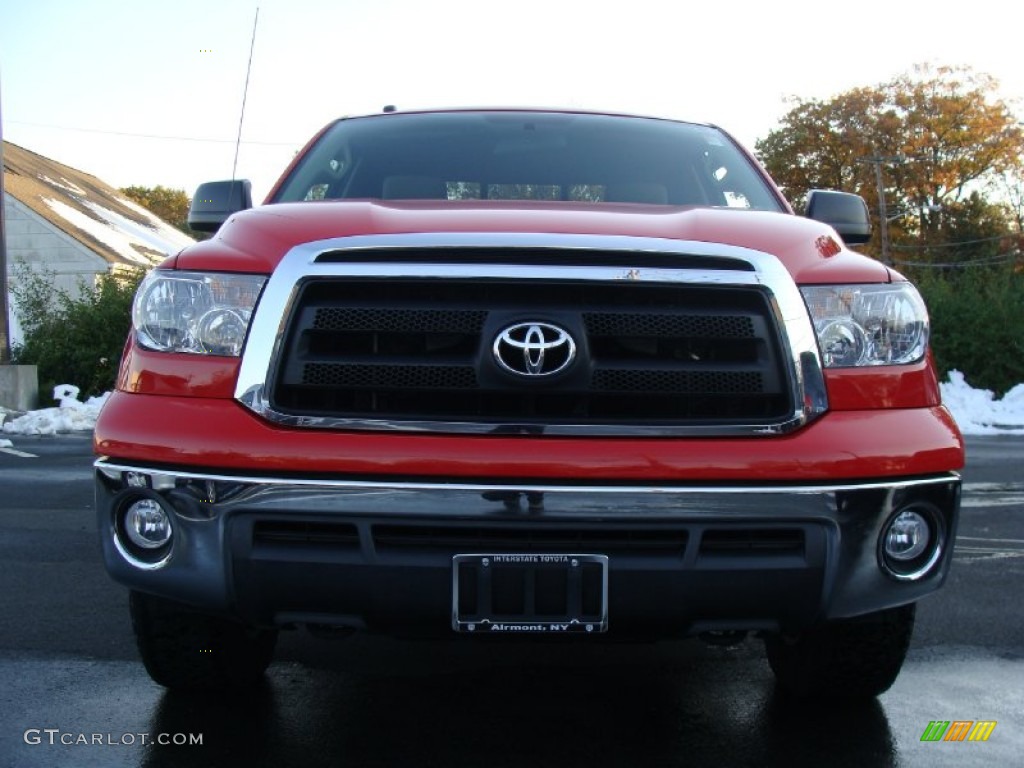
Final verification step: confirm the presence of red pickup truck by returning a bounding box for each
[94,108,963,699]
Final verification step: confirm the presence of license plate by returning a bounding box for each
[452,554,608,634]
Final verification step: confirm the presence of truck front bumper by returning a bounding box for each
[95,464,960,638]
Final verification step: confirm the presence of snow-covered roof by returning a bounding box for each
[3,140,194,268]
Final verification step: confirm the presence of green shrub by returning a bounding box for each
[10,262,145,399]
[911,264,1024,396]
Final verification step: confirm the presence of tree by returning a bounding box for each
[755,86,891,210]
[756,64,1024,263]
[997,170,1024,235]
[120,185,200,237]
[892,192,1013,268]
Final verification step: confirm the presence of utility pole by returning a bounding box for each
[858,154,903,266]
[0,71,38,412]
[0,73,10,364]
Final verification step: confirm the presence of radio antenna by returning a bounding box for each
[232,6,259,181]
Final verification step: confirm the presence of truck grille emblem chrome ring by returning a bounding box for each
[493,322,576,377]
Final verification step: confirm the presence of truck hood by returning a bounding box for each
[174,200,891,283]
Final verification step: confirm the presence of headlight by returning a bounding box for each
[801,283,929,367]
[133,271,266,356]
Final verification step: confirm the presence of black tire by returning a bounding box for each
[764,603,915,700]
[129,591,277,690]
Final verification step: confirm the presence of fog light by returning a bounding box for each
[125,499,173,550]
[884,509,929,561]
[879,504,944,581]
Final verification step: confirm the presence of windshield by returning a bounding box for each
[270,111,784,211]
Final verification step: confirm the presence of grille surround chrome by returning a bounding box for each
[235,232,826,436]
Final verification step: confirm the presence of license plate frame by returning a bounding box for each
[452,553,608,634]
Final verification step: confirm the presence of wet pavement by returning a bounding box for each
[3,638,1021,767]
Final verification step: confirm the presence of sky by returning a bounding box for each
[2,0,1023,204]
[3,374,1023,440]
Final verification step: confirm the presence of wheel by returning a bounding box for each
[764,603,915,700]
[129,591,277,690]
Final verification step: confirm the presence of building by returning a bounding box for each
[2,140,194,345]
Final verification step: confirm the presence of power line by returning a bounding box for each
[5,119,296,147]
[893,255,1017,268]
[890,233,1021,250]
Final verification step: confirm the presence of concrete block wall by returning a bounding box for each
[0,364,38,412]
[4,193,107,345]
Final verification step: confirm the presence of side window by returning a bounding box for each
[570,184,605,202]
[294,154,351,201]
[702,150,750,208]
[488,184,560,200]
[447,182,481,200]
[444,183,605,202]
[304,184,330,201]
[699,142,779,210]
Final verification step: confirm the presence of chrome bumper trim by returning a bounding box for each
[96,460,959,497]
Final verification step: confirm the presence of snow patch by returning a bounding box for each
[1,385,110,436]
[940,371,1024,435]
[117,197,196,251]
[42,197,192,266]
[41,175,88,196]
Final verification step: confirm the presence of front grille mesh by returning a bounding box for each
[270,271,792,428]
[583,312,756,338]
[591,369,763,394]
[303,363,478,390]
[313,308,486,334]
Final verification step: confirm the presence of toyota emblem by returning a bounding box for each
[493,322,577,377]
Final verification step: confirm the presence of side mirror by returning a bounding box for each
[805,190,871,245]
[188,180,253,233]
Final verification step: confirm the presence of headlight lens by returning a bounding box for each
[801,283,929,367]
[133,271,266,356]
